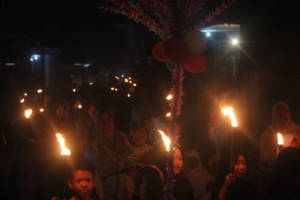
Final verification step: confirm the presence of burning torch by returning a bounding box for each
[277,133,284,153]
[222,106,239,172]
[158,129,173,200]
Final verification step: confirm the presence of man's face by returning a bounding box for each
[98,112,114,137]
[68,170,94,198]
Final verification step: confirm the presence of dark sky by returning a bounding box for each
[0,0,148,68]
[0,0,299,68]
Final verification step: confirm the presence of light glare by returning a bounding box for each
[231,38,239,46]
[222,107,238,127]
[56,133,71,156]
[158,130,171,152]
[24,109,33,119]
[277,133,284,145]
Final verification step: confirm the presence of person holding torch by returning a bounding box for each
[260,102,300,167]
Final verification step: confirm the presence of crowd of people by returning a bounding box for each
[2,84,300,200]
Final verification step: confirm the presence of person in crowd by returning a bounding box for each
[260,102,300,167]
[90,109,131,200]
[129,126,154,163]
[184,149,215,200]
[218,154,257,200]
[126,125,164,200]
[172,148,194,200]
[51,161,101,200]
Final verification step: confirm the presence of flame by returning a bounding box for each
[55,133,71,156]
[125,78,129,83]
[166,112,172,117]
[24,93,28,96]
[166,94,173,101]
[37,89,43,94]
[222,107,238,127]
[127,94,131,98]
[115,76,120,80]
[39,108,44,112]
[89,82,93,85]
[110,87,115,91]
[133,83,137,87]
[20,98,25,103]
[78,104,82,109]
[72,88,77,93]
[24,108,33,119]
[158,129,171,152]
[277,133,284,145]
[114,88,118,92]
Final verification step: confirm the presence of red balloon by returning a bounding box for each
[184,53,208,73]
[152,41,169,62]
[164,38,190,64]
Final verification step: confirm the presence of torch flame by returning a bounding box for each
[56,133,71,156]
[24,109,33,119]
[222,107,238,127]
[277,133,284,145]
[37,89,43,94]
[20,98,25,103]
[158,129,171,152]
[166,112,172,118]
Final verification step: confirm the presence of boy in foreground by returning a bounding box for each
[52,162,99,200]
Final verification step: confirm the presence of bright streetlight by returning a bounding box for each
[231,38,239,46]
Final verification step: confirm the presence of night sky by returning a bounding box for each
[1,0,299,67]
[0,0,152,69]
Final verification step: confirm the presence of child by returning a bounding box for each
[52,162,99,200]
[218,154,257,200]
